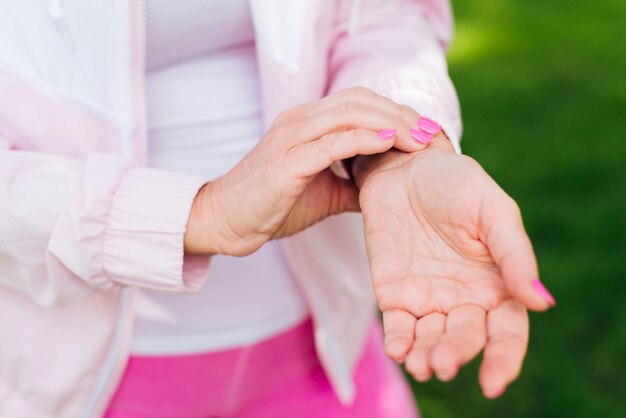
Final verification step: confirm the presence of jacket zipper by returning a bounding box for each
[78,289,131,418]
[48,0,77,52]
[78,0,146,416]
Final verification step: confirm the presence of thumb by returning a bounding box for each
[481,193,556,311]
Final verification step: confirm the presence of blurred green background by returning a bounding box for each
[409,0,626,417]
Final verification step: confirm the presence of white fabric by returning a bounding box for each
[0,0,122,122]
[131,0,308,355]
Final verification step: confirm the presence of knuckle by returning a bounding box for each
[333,101,361,120]
[398,104,419,121]
[343,129,360,142]
[501,195,521,218]
[291,103,311,116]
[337,86,375,100]
[318,133,338,154]
[274,108,294,125]
[350,85,374,97]
[274,104,308,125]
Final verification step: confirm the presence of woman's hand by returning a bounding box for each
[185,87,427,256]
[356,136,555,397]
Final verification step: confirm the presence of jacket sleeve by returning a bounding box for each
[328,0,462,152]
[0,146,211,306]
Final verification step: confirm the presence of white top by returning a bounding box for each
[131,0,308,355]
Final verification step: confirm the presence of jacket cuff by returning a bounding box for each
[102,166,210,292]
[389,87,462,154]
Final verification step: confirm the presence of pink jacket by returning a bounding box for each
[0,1,461,416]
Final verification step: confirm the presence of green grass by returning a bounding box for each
[410,1,626,417]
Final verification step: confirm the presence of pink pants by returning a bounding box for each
[105,318,418,418]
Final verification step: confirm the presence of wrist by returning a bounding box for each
[351,150,405,189]
[352,134,455,189]
[184,182,221,255]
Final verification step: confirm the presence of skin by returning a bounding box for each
[183,86,551,398]
[354,135,549,397]
[184,87,427,256]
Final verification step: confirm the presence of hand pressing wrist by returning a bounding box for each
[183,87,429,257]
[351,115,452,189]
[352,133,455,189]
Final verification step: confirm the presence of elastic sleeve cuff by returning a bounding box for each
[102,166,211,292]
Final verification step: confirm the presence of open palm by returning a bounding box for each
[358,138,555,397]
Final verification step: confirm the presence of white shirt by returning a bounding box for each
[131,0,309,355]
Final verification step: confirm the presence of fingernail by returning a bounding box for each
[417,117,442,135]
[410,128,433,144]
[532,279,556,306]
[377,129,397,140]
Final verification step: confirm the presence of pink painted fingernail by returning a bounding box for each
[417,117,442,135]
[532,279,556,306]
[377,129,397,140]
[410,128,433,144]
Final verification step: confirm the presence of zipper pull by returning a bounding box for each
[48,0,76,53]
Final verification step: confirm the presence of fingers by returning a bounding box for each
[481,193,556,311]
[429,305,487,381]
[404,312,446,382]
[288,129,395,178]
[314,87,427,152]
[479,300,529,398]
[382,310,416,363]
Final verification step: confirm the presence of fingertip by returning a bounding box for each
[382,310,416,363]
[517,293,551,312]
[483,386,506,399]
[414,372,432,383]
[430,346,460,382]
[384,337,412,363]
[377,129,398,140]
[507,279,556,312]
[409,128,435,146]
[478,360,516,399]
[531,278,557,307]
[405,348,432,382]
[371,130,398,153]
[405,354,433,383]
[528,301,553,313]
[479,369,504,399]
[393,131,429,153]
[435,366,459,382]
[430,345,459,378]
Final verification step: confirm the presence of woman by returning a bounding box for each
[0,1,555,417]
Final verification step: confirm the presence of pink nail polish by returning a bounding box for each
[410,128,433,144]
[417,117,442,135]
[377,129,397,140]
[532,279,556,306]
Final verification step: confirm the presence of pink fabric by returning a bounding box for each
[0,1,460,416]
[104,319,418,418]
[0,68,121,159]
